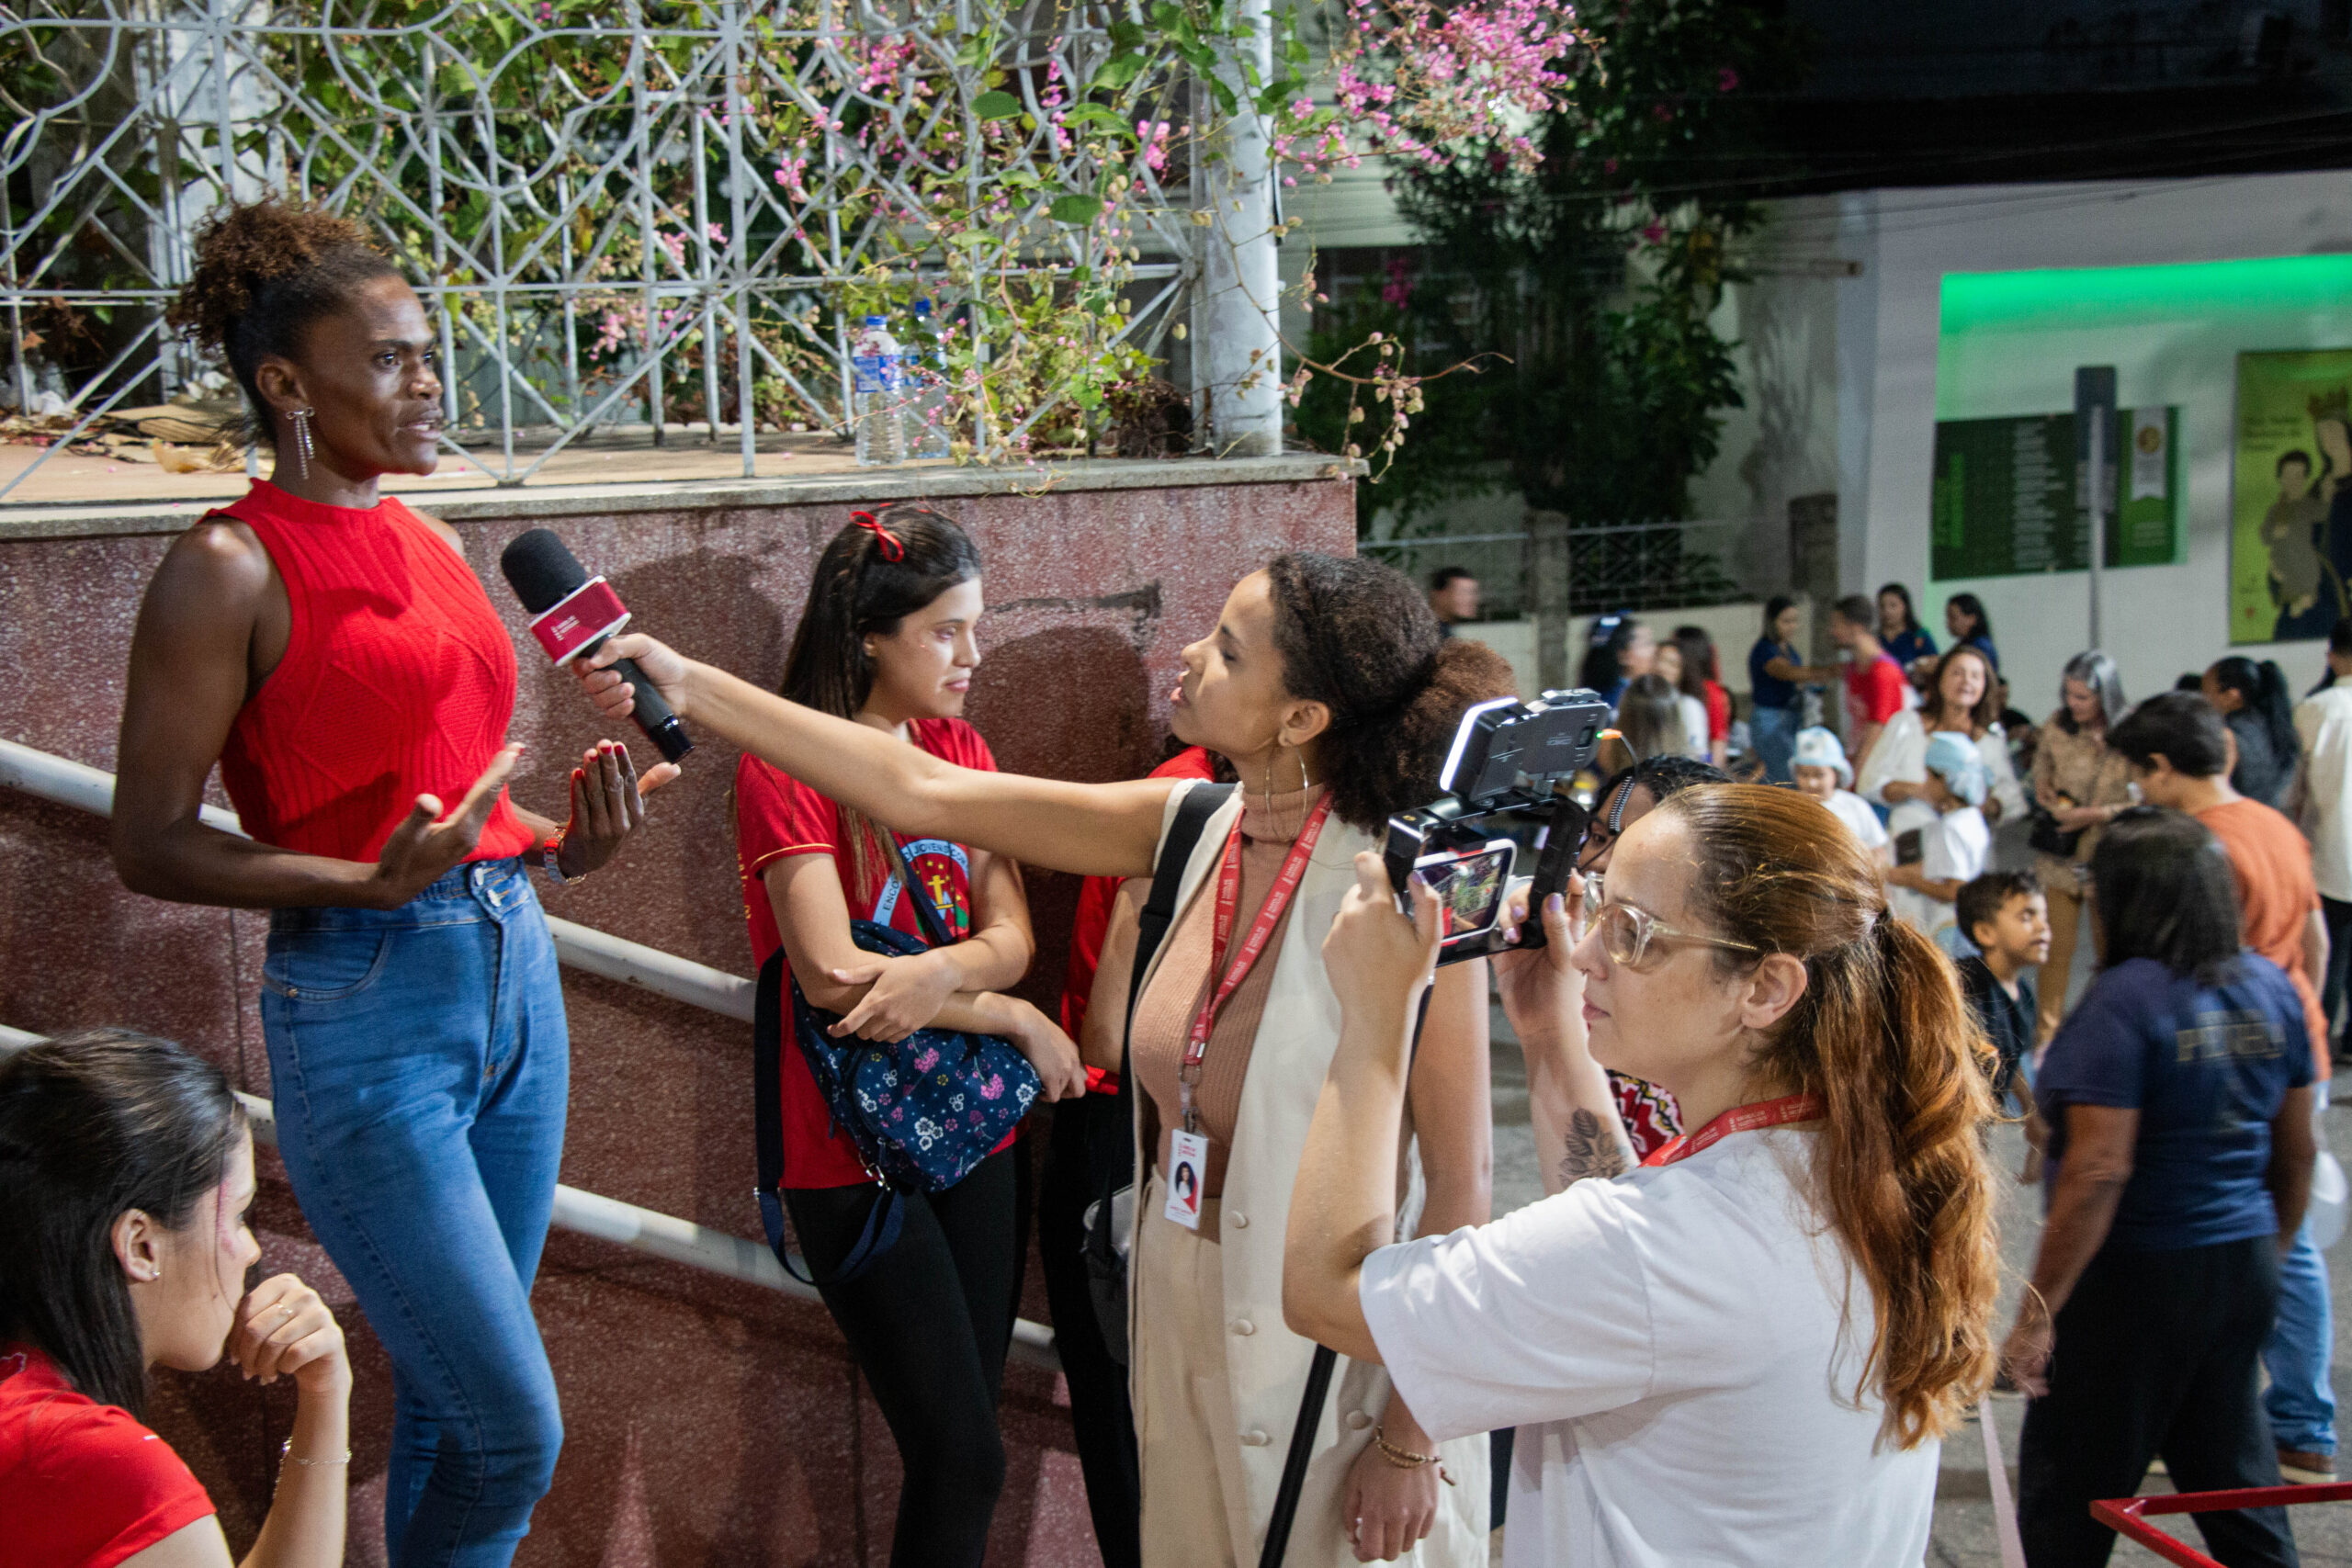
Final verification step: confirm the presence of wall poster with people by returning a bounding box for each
[2233,346,2352,644]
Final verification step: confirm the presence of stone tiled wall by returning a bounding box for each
[0,468,1353,1566]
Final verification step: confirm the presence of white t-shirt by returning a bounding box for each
[1360,1130,1939,1568]
[1823,788,1890,854]
[2296,685,2352,902]
[1857,711,2026,823]
[1892,806,1989,936]
[1679,692,1713,759]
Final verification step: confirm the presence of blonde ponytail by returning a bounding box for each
[1662,785,2001,1447]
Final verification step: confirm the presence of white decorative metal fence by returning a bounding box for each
[0,0,1203,498]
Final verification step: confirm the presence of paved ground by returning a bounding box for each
[1487,1015,2352,1564]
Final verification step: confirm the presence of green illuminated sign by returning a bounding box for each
[1942,256,2352,338]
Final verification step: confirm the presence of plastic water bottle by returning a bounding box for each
[907,299,953,460]
[852,315,905,467]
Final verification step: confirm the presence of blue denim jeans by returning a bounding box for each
[261,858,569,1568]
[2264,1218,2336,1457]
[1750,703,1800,783]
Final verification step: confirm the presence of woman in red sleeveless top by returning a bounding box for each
[110,200,670,1568]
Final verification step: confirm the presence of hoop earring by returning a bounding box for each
[1261,739,1315,838]
[288,408,315,480]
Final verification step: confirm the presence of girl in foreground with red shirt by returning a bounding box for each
[735,505,1084,1568]
[0,1031,351,1568]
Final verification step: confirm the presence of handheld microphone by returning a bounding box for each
[499,528,694,763]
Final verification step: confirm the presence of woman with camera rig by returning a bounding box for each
[1284,784,2002,1565]
[571,553,1534,1565]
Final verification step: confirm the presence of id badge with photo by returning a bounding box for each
[1163,1129,1208,1230]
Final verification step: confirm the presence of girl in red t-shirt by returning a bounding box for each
[735,505,1082,1568]
[0,1030,352,1568]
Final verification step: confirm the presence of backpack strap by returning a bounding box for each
[1079,780,1238,1340]
[874,828,956,951]
[1116,781,1236,1112]
[753,947,902,1286]
[1126,783,1237,1044]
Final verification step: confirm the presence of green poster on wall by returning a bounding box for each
[1931,409,2178,580]
[1932,414,2079,577]
[2231,349,2352,646]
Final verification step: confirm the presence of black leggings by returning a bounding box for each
[1039,1097,1143,1568]
[2321,895,2352,1051]
[786,1148,1021,1568]
[2018,1235,2297,1568]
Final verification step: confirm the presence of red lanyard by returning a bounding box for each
[1178,794,1335,1132]
[1641,1091,1825,1168]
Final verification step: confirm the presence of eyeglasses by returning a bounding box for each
[1591,899,1761,971]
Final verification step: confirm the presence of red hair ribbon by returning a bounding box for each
[850,510,904,562]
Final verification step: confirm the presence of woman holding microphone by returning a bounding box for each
[574,554,1510,1566]
[1283,784,2003,1564]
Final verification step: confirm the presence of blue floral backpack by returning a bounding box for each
[752,832,1039,1285]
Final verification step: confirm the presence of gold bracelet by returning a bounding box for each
[1372,1426,1433,1469]
[280,1438,351,1468]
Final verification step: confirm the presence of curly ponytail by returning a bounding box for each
[1660,784,2001,1448]
[1261,552,1517,830]
[164,197,402,447]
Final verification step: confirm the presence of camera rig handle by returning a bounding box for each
[1514,787,1589,953]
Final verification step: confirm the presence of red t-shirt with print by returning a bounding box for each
[736,717,1010,1188]
[0,1345,216,1568]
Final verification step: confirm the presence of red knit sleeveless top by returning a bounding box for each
[216,481,537,865]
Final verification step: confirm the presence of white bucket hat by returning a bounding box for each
[1790,726,1851,788]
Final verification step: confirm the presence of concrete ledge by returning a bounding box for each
[0,452,1360,541]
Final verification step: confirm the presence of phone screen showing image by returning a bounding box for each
[1415,842,1516,945]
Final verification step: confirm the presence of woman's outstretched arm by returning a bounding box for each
[576,634,1174,879]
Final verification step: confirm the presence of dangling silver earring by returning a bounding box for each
[288,408,314,479]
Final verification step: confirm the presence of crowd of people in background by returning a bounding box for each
[1512,568,2351,1563]
[5,218,2349,1568]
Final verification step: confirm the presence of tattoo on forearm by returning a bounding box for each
[1560,1109,1633,1186]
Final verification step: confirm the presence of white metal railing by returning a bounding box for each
[0,0,1195,492]
[0,738,753,1021]
[0,740,1058,1370]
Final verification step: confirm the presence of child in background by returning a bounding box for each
[1886,730,1992,942]
[1790,727,1892,865]
[1954,870,2050,1134]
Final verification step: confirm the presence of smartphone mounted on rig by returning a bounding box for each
[1384,690,1614,965]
